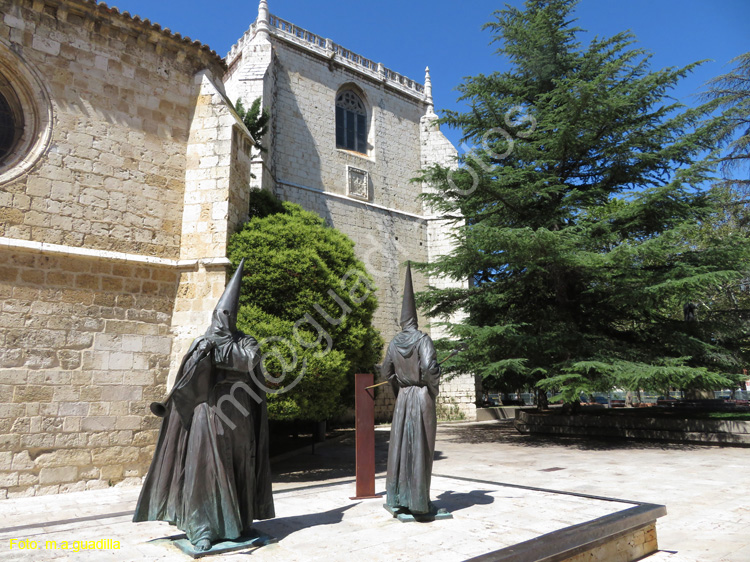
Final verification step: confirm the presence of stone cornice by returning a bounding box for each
[275,178,450,222]
[29,0,226,72]
[0,237,230,269]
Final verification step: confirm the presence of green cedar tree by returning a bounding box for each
[416,0,750,406]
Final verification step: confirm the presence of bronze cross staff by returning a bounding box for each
[364,344,466,390]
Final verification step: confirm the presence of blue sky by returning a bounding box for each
[111,0,748,149]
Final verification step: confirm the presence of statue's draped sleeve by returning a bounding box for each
[170,339,215,428]
[381,345,398,398]
[418,335,440,399]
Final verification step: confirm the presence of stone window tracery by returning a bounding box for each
[335,90,367,154]
[0,42,53,184]
[0,77,23,164]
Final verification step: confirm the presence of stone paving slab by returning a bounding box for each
[429,422,749,561]
[1,419,747,561]
[0,474,640,562]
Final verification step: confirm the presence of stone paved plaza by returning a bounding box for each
[0,420,746,561]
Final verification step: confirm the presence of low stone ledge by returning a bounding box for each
[477,406,521,421]
[452,472,666,562]
[515,409,750,446]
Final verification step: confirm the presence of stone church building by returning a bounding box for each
[0,0,476,497]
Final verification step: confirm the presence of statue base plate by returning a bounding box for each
[172,532,277,558]
[384,502,453,523]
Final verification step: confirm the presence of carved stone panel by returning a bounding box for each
[347,166,369,200]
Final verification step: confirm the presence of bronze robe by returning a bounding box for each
[133,334,275,545]
[382,328,440,514]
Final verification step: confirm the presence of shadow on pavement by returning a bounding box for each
[271,432,389,484]
[434,489,495,513]
[253,504,358,540]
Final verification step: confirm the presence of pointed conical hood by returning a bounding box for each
[207,258,245,336]
[399,262,418,330]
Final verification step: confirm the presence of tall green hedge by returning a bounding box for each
[228,192,383,421]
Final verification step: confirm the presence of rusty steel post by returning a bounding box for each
[350,373,381,499]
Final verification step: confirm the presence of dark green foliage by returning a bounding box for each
[698,53,750,329]
[701,52,750,189]
[247,188,286,220]
[228,201,383,421]
[417,0,750,404]
[235,97,270,152]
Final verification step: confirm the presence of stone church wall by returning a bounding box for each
[166,72,256,387]
[226,14,476,422]
[0,0,221,257]
[268,41,424,216]
[0,0,230,497]
[265,35,431,326]
[273,182,430,345]
[0,251,176,497]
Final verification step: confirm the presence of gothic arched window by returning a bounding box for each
[335,90,367,154]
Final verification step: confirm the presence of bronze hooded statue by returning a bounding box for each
[134,259,274,551]
[382,262,441,517]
